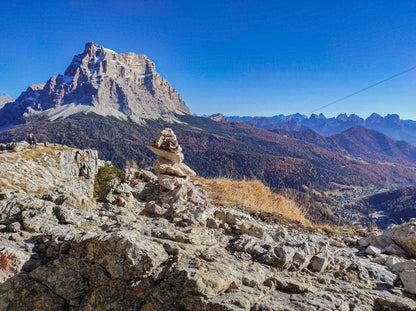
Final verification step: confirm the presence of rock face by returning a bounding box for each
[0,142,102,197]
[0,143,416,310]
[208,113,228,123]
[0,42,191,128]
[0,94,13,110]
[359,219,416,258]
[148,128,196,190]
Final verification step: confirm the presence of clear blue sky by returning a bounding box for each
[1,1,416,119]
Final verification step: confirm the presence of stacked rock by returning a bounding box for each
[147,128,196,190]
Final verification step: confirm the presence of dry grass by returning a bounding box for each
[0,179,11,190]
[195,177,310,226]
[21,145,63,162]
[0,144,70,194]
[314,223,355,235]
[376,160,395,166]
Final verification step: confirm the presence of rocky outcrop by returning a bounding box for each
[0,142,103,197]
[359,219,416,295]
[0,42,191,128]
[148,128,196,190]
[0,142,17,152]
[0,94,13,110]
[209,113,228,123]
[0,85,45,128]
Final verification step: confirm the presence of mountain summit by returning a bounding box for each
[0,94,13,110]
[0,42,190,127]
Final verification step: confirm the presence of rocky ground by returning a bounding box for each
[0,141,415,310]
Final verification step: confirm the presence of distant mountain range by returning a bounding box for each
[226,113,416,145]
[273,126,416,167]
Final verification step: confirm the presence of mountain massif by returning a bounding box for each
[227,113,416,146]
[273,126,416,167]
[0,42,189,129]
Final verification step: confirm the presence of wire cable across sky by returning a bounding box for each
[310,64,416,114]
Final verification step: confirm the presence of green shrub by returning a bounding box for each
[93,163,124,197]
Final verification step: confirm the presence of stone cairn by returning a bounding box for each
[147,128,196,190]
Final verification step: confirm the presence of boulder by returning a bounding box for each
[400,270,416,294]
[308,253,330,273]
[124,168,157,184]
[154,157,196,177]
[365,245,382,255]
[392,218,416,258]
[158,173,187,191]
[147,145,184,163]
[382,244,406,256]
[358,232,394,249]
[390,260,416,274]
[384,256,405,268]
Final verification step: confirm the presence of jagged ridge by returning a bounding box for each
[0,42,190,128]
[227,113,416,145]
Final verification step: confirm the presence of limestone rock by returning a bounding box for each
[385,256,406,268]
[359,219,416,259]
[365,245,382,255]
[154,157,196,177]
[0,94,13,110]
[358,231,394,249]
[400,270,416,294]
[382,244,407,256]
[0,42,191,128]
[308,253,330,273]
[392,218,416,258]
[124,168,156,184]
[158,173,187,191]
[208,113,228,123]
[391,260,416,274]
[291,251,312,270]
[0,143,102,198]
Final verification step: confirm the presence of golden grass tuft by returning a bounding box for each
[0,179,11,190]
[21,144,70,162]
[195,177,310,226]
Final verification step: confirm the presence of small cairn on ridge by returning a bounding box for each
[147,128,196,190]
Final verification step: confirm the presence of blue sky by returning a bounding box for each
[1,1,416,119]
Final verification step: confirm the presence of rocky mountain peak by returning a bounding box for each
[208,113,227,122]
[0,42,191,128]
[366,112,383,123]
[385,113,401,124]
[0,94,13,109]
